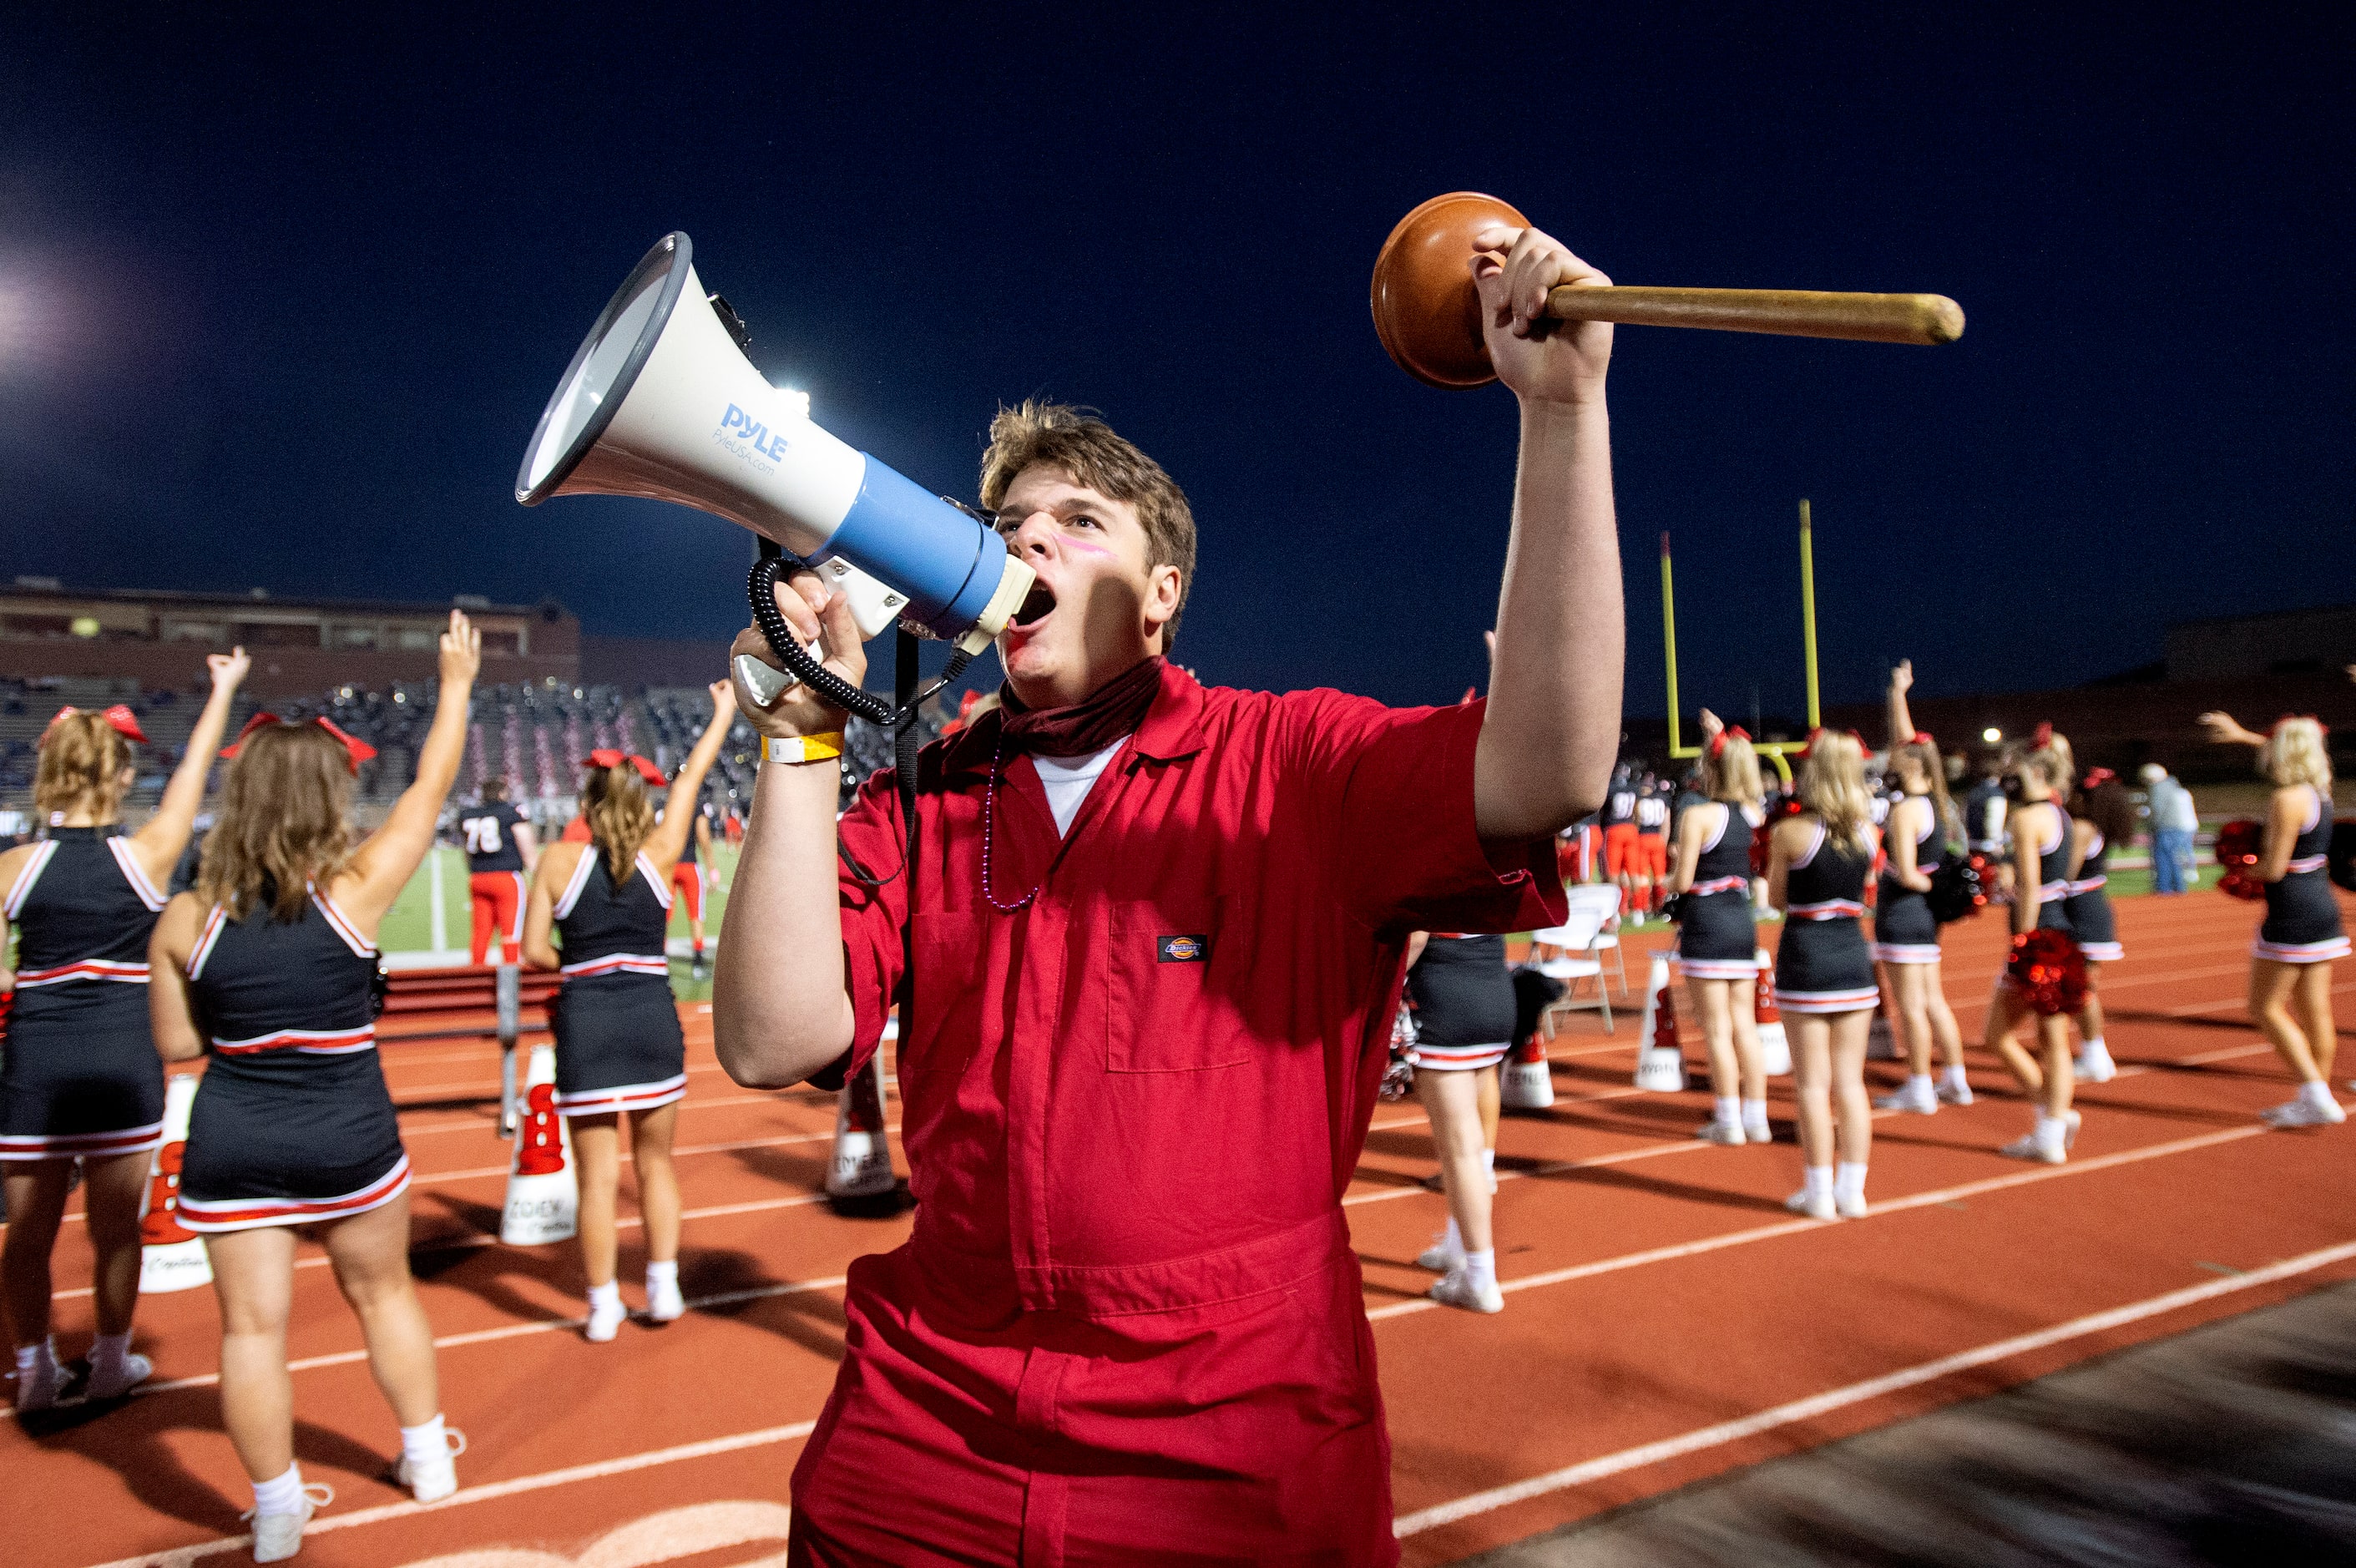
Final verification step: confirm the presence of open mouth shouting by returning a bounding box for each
[1010,580,1057,631]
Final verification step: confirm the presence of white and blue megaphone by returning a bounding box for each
[516,233,1033,718]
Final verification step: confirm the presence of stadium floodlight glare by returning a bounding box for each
[1983,726,2003,744]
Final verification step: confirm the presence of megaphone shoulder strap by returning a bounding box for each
[892,626,923,1052]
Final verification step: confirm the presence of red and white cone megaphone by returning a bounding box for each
[1633,953,1686,1091]
[826,1043,900,1211]
[501,1044,579,1244]
[1754,947,1792,1076]
[1500,1028,1555,1110]
[138,1074,210,1293]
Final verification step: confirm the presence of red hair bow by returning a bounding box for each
[39,704,148,746]
[1796,726,1864,759]
[587,749,668,787]
[2273,713,2328,737]
[2080,766,2116,791]
[2031,721,2054,748]
[1910,730,1935,748]
[1708,724,1750,759]
[221,713,379,774]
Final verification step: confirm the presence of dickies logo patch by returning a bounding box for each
[1157,934,1211,963]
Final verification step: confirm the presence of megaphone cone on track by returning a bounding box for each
[1754,947,1792,1077]
[501,1044,579,1245]
[1499,1030,1555,1110]
[827,1048,904,1214]
[1633,953,1686,1092]
[138,1074,210,1293]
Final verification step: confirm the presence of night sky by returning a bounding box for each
[3,8,2349,720]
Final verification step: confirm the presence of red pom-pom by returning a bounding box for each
[2006,928,2088,1016]
[1750,796,1805,877]
[2213,817,2267,902]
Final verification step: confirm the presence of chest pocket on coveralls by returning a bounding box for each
[1105,896,1250,1072]
[902,911,984,1078]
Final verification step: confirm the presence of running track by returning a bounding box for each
[8,891,2353,1566]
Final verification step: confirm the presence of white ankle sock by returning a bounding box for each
[1803,1166,1834,1205]
[1943,1065,1969,1089]
[1479,1147,1495,1172]
[2300,1078,2336,1111]
[1741,1098,1768,1128]
[1834,1162,1868,1204]
[1713,1095,1740,1126]
[252,1464,306,1517]
[1906,1074,1934,1096]
[1440,1216,1464,1255]
[90,1332,133,1376]
[645,1259,679,1292]
[14,1338,56,1375]
[399,1414,447,1469]
[587,1281,622,1312]
[2035,1112,2069,1151]
[2081,1035,2106,1054]
[1462,1248,1496,1290]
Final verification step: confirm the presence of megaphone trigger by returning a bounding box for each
[733,651,800,710]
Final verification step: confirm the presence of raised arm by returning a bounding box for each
[713,578,867,1086]
[1470,224,1622,838]
[2198,711,2268,748]
[1887,660,1917,752]
[642,681,738,875]
[338,611,481,929]
[130,649,250,883]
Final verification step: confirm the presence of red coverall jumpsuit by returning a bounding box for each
[790,665,1564,1566]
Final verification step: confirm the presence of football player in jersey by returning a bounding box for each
[458,776,538,966]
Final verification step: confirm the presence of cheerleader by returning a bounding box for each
[1403,929,1515,1313]
[2064,768,2137,1083]
[1766,731,1882,1218]
[2198,712,2347,1125]
[1,651,248,1411]
[522,682,736,1341]
[1871,661,1970,1114]
[1980,732,2080,1163]
[1674,712,1769,1145]
[147,612,480,1560]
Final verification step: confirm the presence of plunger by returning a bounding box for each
[1370,192,1964,390]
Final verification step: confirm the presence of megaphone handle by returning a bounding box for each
[746,554,976,734]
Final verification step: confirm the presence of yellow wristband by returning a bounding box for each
[762,731,844,765]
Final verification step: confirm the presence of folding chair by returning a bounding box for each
[1529,905,1613,1036]
[1563,882,1628,995]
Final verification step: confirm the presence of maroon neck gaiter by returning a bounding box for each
[997,657,1165,758]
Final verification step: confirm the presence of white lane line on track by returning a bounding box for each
[1390,1235,2356,1537]
[83,1420,822,1568]
[1365,1122,2274,1321]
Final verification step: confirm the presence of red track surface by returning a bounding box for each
[10,891,2355,1567]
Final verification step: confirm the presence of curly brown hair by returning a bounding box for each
[199,723,356,921]
[978,400,1197,653]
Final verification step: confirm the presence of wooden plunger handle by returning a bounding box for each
[1543,285,1964,346]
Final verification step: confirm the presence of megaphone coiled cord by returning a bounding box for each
[747,554,972,734]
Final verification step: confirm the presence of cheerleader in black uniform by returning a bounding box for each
[523,682,736,1342]
[148,612,479,1560]
[1980,733,2080,1163]
[1402,930,1515,1313]
[2199,712,2347,1126]
[1767,731,1882,1219]
[2063,769,2136,1083]
[0,650,247,1411]
[1674,713,1768,1146]
[1871,661,1969,1115]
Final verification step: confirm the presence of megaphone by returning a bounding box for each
[516,233,1034,717]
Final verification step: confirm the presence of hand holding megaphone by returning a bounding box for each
[730,575,866,736]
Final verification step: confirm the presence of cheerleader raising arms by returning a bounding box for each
[523,680,737,1340]
[1766,731,1881,1218]
[1,649,247,1410]
[2200,712,2346,1125]
[1871,661,1969,1115]
[1677,711,1769,1145]
[1981,735,2079,1162]
[148,613,478,1553]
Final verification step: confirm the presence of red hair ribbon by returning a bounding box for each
[587,748,668,787]
[39,704,148,746]
[1796,726,1864,759]
[221,713,378,774]
[1708,724,1750,760]
[1910,730,1935,748]
[2080,766,2116,791]
[2031,721,2054,749]
[2273,713,2328,737]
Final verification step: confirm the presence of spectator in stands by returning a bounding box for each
[459,778,538,966]
[2141,762,2197,894]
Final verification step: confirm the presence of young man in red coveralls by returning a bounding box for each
[715,222,1624,1566]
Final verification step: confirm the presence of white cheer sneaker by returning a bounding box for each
[396,1428,467,1503]
[246,1483,332,1564]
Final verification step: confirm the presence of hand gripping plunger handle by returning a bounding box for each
[1541,285,1964,346]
